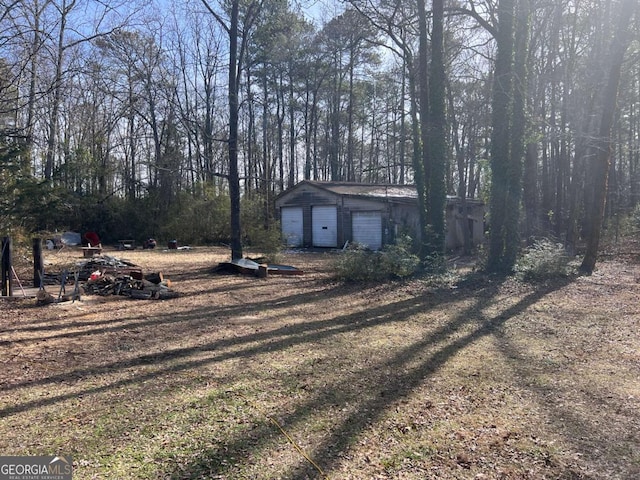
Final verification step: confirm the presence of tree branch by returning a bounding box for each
[200,0,230,35]
[447,6,498,39]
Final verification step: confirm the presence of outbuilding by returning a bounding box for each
[274,181,485,251]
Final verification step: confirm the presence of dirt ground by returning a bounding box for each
[0,245,639,479]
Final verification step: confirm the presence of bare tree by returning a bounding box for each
[201,0,262,260]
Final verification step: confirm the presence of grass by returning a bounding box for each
[0,245,639,479]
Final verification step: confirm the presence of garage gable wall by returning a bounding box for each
[275,183,343,247]
[276,184,393,248]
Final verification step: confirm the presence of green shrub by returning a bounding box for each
[333,244,387,282]
[241,196,283,259]
[334,236,420,282]
[617,204,640,238]
[514,238,574,281]
[380,236,421,277]
[242,222,283,260]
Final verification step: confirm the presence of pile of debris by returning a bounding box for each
[84,272,176,299]
[81,255,176,300]
[38,255,177,303]
[76,255,142,281]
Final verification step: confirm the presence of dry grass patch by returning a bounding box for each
[1,245,639,479]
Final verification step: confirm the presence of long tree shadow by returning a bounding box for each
[0,274,474,415]
[0,268,576,479]
[491,298,640,479]
[1,273,329,333]
[163,275,574,479]
[0,273,378,347]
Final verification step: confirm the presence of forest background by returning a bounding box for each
[1,0,639,273]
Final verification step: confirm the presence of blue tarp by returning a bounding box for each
[60,231,81,246]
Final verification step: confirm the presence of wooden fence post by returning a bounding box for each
[1,237,12,297]
[33,237,43,287]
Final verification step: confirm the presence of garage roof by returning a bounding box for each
[279,181,482,204]
[278,180,418,202]
[308,181,418,199]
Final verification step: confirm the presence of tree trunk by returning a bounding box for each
[426,0,447,259]
[580,0,635,274]
[127,78,137,200]
[228,0,243,261]
[523,141,538,243]
[288,71,296,189]
[485,0,529,274]
[487,0,516,273]
[407,53,428,258]
[45,0,75,180]
[346,49,356,182]
[399,55,407,185]
[503,0,529,267]
[24,0,45,175]
[415,0,431,260]
[2,237,13,297]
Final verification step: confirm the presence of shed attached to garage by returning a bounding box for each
[274,181,485,251]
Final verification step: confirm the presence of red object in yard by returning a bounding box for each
[143,238,157,249]
[84,231,101,247]
[168,240,178,249]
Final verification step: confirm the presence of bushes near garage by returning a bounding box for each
[333,236,420,282]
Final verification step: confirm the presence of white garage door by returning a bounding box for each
[352,211,383,250]
[312,206,337,247]
[281,207,303,247]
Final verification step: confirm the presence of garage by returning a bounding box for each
[275,181,485,250]
[352,211,383,250]
[281,207,303,247]
[312,205,337,247]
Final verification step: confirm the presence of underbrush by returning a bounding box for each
[333,236,420,281]
[514,238,575,281]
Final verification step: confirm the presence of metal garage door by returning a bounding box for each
[281,207,303,247]
[312,206,337,247]
[352,211,383,250]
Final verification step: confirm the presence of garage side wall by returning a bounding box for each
[390,200,486,251]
